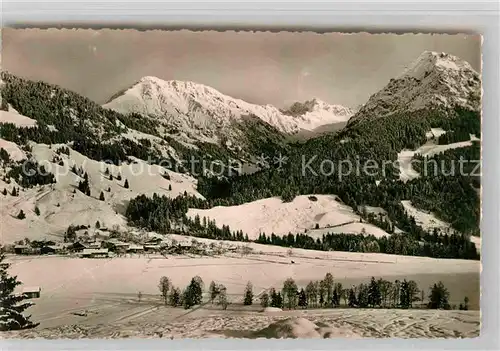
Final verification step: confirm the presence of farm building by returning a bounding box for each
[143,244,161,252]
[41,245,68,255]
[22,286,41,299]
[81,248,110,258]
[40,245,57,255]
[143,237,163,245]
[103,240,129,253]
[70,242,88,252]
[14,245,40,255]
[14,245,29,255]
[127,245,145,254]
[87,241,102,249]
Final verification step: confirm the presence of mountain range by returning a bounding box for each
[0,51,481,259]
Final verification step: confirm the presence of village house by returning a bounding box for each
[102,239,129,253]
[14,245,29,255]
[40,245,58,255]
[70,242,88,252]
[22,286,41,299]
[81,248,110,258]
[127,244,145,254]
[143,244,161,253]
[87,241,102,249]
[143,237,163,246]
[14,245,41,255]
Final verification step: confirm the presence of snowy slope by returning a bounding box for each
[401,201,479,250]
[0,138,27,161]
[0,142,203,244]
[397,132,479,182]
[186,194,390,240]
[0,107,37,128]
[401,200,452,233]
[349,51,481,125]
[103,77,353,143]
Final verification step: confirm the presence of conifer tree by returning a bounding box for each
[368,276,382,307]
[348,288,357,307]
[2,188,7,195]
[124,179,129,189]
[260,291,270,308]
[99,191,105,201]
[169,286,181,307]
[17,210,26,220]
[428,281,451,309]
[34,206,40,216]
[298,288,308,308]
[243,281,253,306]
[0,248,39,331]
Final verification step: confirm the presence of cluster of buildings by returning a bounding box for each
[13,237,202,259]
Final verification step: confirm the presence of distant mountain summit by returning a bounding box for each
[103,76,353,144]
[348,51,481,126]
[280,98,354,128]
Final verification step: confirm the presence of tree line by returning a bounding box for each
[153,273,469,312]
[259,274,468,311]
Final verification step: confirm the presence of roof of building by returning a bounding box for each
[82,248,109,255]
[106,239,129,246]
[22,286,41,293]
[127,245,144,250]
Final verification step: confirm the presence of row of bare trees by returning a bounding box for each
[151,274,464,312]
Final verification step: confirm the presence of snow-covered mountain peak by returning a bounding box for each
[399,51,478,80]
[281,98,354,127]
[348,51,481,125]
[104,76,354,141]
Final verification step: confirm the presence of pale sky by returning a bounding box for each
[2,29,481,108]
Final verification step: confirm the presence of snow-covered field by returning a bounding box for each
[5,247,480,328]
[2,248,480,338]
[187,195,390,240]
[2,308,480,339]
[0,142,202,244]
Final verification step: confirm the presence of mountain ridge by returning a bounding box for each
[103,76,354,141]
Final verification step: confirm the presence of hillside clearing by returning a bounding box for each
[187,195,391,240]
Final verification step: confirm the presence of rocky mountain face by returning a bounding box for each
[348,51,481,126]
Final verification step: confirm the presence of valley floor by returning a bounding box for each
[3,248,480,339]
